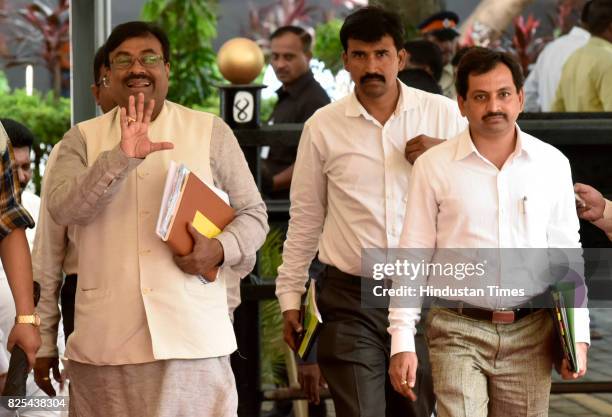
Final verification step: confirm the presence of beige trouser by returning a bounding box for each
[426,307,554,417]
[67,356,237,417]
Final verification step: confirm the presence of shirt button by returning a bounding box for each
[138,249,152,255]
[142,288,153,295]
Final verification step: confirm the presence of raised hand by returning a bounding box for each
[120,93,174,159]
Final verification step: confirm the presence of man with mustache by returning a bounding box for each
[389,47,590,417]
[275,7,466,417]
[263,26,330,199]
[43,21,268,416]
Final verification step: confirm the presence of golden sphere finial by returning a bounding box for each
[217,37,264,85]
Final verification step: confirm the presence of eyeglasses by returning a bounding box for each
[110,53,164,69]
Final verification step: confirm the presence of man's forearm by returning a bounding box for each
[0,228,35,315]
[273,164,294,192]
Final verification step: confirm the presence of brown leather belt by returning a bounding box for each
[434,296,547,324]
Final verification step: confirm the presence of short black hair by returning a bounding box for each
[585,0,612,35]
[270,26,313,53]
[104,21,170,67]
[339,6,404,52]
[451,46,472,67]
[404,40,443,81]
[455,47,524,100]
[93,45,105,85]
[581,0,593,24]
[0,119,35,150]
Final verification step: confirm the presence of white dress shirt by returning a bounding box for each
[389,126,590,355]
[275,82,467,312]
[524,26,590,112]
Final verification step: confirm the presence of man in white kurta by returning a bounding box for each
[43,22,268,417]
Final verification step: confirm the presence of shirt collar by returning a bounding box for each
[454,124,535,161]
[345,80,418,119]
[568,26,590,40]
[276,70,316,97]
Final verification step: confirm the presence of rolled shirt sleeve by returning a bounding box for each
[275,121,328,313]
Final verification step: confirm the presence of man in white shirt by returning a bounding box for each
[524,0,590,112]
[275,6,466,417]
[388,47,590,417]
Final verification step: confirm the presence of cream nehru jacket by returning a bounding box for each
[66,101,236,365]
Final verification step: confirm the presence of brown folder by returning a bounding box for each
[164,170,235,280]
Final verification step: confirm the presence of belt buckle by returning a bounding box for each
[492,309,515,324]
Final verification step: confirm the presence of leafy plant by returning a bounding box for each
[191,94,220,116]
[258,227,288,386]
[259,227,285,279]
[512,14,541,75]
[0,0,70,97]
[0,71,9,94]
[142,0,222,107]
[260,96,278,123]
[0,88,70,193]
[313,18,344,75]
[260,299,287,386]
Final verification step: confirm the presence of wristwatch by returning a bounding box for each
[15,313,41,327]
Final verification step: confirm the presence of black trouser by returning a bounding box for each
[60,274,77,344]
[316,266,434,417]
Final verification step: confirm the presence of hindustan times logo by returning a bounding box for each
[371,259,487,281]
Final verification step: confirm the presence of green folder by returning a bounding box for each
[550,283,578,373]
[298,281,323,359]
